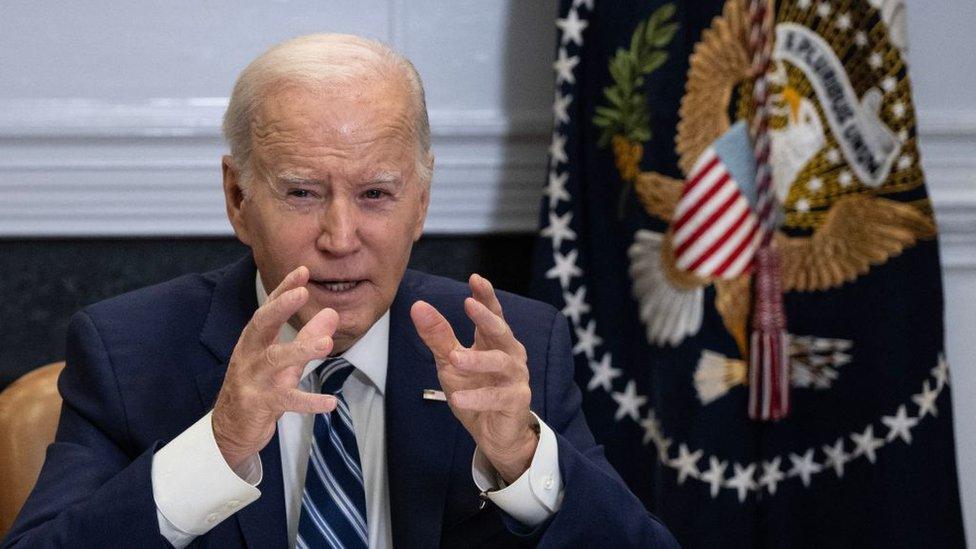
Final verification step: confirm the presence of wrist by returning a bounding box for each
[487,421,541,484]
[211,408,250,471]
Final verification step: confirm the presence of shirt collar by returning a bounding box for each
[255,272,388,395]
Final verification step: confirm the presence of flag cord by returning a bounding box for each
[748,0,791,421]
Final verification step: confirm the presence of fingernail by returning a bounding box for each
[314,337,331,352]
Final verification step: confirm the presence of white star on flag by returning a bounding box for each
[656,437,673,464]
[549,132,569,166]
[573,319,603,358]
[825,148,841,164]
[882,405,919,444]
[854,31,869,47]
[561,286,590,324]
[587,352,620,392]
[671,444,702,484]
[850,425,884,463]
[797,0,812,8]
[572,0,594,11]
[897,154,913,171]
[553,48,580,84]
[553,91,572,125]
[836,13,852,30]
[881,76,897,93]
[912,380,939,418]
[890,101,906,119]
[816,1,831,17]
[556,9,589,46]
[544,171,570,209]
[759,457,785,495]
[727,463,757,503]
[611,380,647,421]
[787,449,822,487]
[541,211,577,249]
[701,457,728,498]
[868,52,883,69]
[546,249,582,289]
[822,438,850,478]
[932,356,950,390]
[639,410,661,445]
[838,170,853,187]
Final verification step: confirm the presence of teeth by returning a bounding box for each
[322,281,357,292]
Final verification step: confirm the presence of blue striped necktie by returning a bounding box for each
[297,357,368,549]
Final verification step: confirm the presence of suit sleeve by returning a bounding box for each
[533,310,680,548]
[1,311,172,548]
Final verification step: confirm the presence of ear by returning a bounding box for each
[222,155,252,246]
[412,152,434,242]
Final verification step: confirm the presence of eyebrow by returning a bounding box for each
[365,171,403,185]
[275,174,326,187]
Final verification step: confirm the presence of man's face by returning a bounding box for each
[223,79,430,353]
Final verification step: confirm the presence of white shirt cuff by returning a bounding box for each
[471,412,564,527]
[152,411,263,546]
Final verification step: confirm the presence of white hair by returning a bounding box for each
[222,33,432,187]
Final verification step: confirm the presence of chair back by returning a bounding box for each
[0,362,65,537]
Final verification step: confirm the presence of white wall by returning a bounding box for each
[0,0,554,235]
[1,0,973,542]
[906,2,976,544]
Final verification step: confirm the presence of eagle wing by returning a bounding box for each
[777,195,936,292]
[634,170,684,221]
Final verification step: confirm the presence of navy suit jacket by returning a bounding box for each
[4,255,677,548]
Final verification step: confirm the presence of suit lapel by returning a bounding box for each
[195,254,289,549]
[385,271,461,548]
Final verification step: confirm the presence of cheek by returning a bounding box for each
[250,210,321,273]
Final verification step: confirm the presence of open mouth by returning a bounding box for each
[311,279,365,293]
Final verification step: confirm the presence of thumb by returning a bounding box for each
[296,307,339,342]
[410,300,462,362]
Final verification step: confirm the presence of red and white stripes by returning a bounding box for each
[672,149,762,279]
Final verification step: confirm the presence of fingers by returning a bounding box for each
[245,286,309,347]
[464,297,525,358]
[297,306,340,342]
[451,348,525,380]
[281,389,338,415]
[264,335,334,375]
[268,266,310,301]
[450,384,531,413]
[469,273,504,319]
[410,300,463,362]
[244,266,312,348]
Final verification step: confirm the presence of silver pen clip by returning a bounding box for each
[422,389,447,402]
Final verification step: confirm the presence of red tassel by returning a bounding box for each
[748,245,790,420]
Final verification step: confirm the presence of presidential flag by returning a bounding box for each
[531,1,966,546]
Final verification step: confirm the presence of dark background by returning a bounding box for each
[0,234,535,390]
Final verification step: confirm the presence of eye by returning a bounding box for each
[287,189,312,199]
[363,188,386,200]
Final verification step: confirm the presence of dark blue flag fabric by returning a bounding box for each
[530,0,966,546]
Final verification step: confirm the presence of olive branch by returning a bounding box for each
[593,3,678,148]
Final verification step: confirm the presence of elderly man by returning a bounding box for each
[3,34,677,548]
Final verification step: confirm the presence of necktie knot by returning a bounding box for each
[317,357,355,395]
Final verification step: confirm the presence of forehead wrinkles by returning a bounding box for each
[252,86,417,153]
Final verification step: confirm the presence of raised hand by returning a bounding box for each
[410,274,537,483]
[212,266,340,470]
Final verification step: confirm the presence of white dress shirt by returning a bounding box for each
[151,273,565,548]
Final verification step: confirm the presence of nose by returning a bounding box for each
[316,198,361,256]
